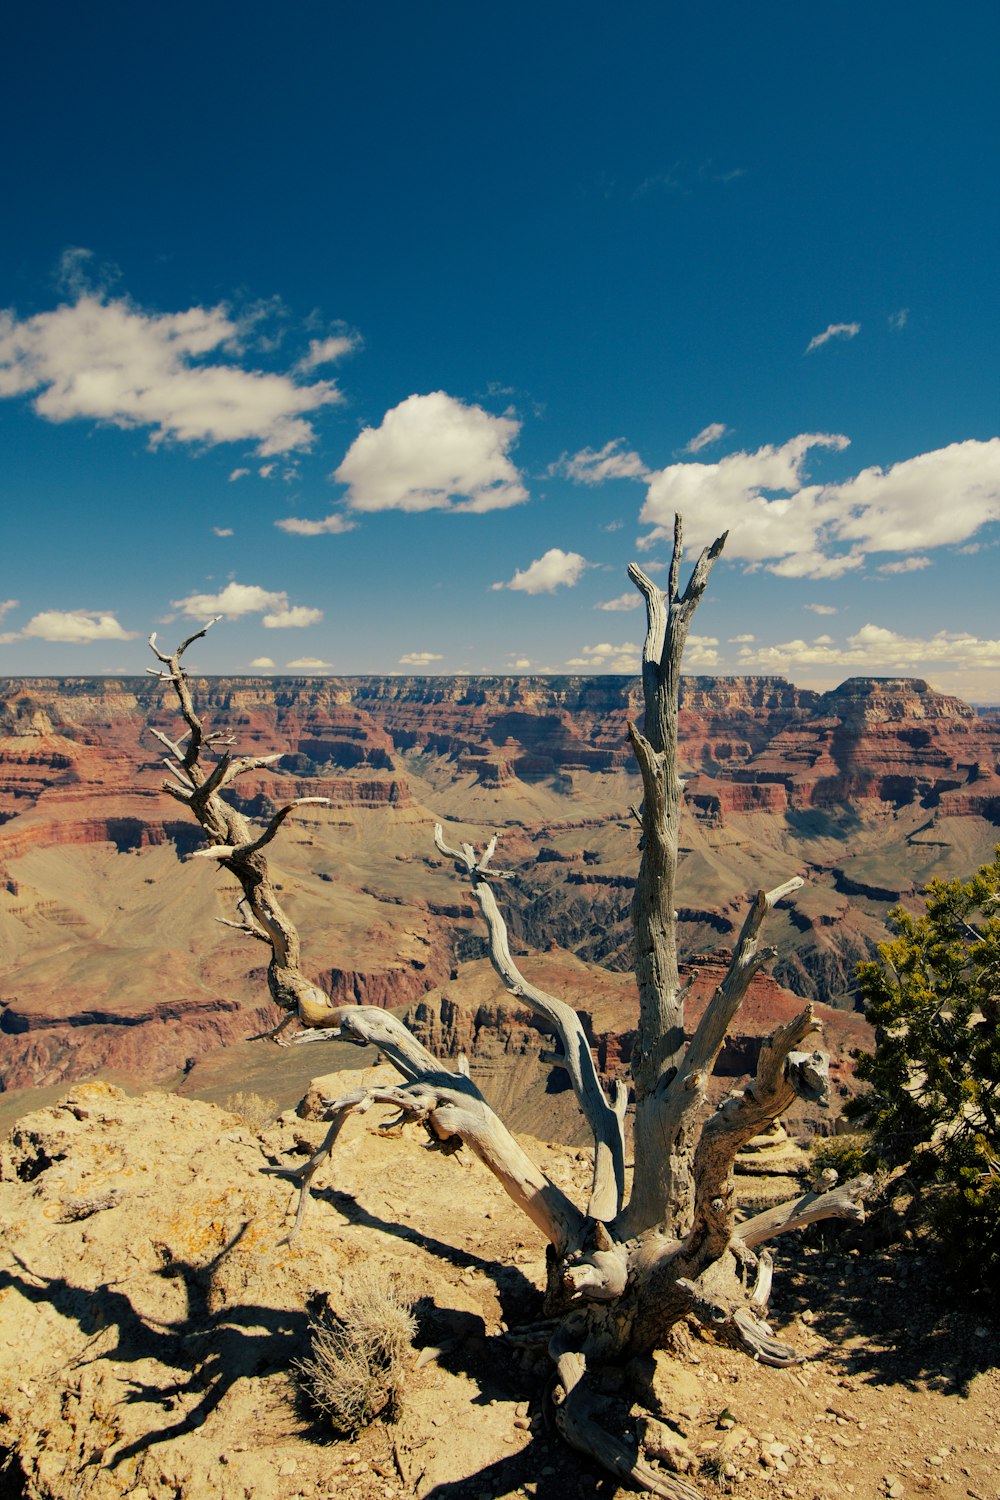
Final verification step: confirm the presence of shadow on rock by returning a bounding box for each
[1,1227,310,1468]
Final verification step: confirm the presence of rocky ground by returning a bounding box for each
[1,1077,997,1500]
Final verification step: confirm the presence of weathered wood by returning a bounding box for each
[434,825,626,1223]
[619,876,805,1238]
[623,523,729,1237]
[149,626,337,1025]
[551,1344,702,1500]
[275,1078,584,1252]
[737,1175,873,1248]
[151,516,869,1498]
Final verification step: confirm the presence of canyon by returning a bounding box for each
[1,670,999,1126]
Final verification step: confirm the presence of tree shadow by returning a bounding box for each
[419,1439,614,1500]
[769,1238,998,1397]
[1,1229,310,1468]
[310,1186,542,1325]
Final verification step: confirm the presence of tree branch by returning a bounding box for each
[275,1077,584,1252]
[737,1175,873,1248]
[688,1008,829,1261]
[549,1341,702,1500]
[148,625,336,1029]
[435,824,626,1222]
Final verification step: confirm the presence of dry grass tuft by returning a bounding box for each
[224,1091,278,1132]
[296,1265,417,1435]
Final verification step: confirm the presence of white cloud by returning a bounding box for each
[551,438,649,485]
[172,581,321,630]
[11,609,136,644]
[566,641,640,672]
[564,636,721,671]
[0,599,18,621]
[888,308,909,331]
[509,657,532,670]
[295,334,360,372]
[399,651,444,667]
[877,556,931,574]
[173,582,286,618]
[739,623,1000,675]
[728,633,755,643]
[262,605,324,629]
[767,546,865,580]
[639,434,1000,578]
[274,512,357,536]
[250,656,275,670]
[334,391,527,513]
[212,526,233,537]
[805,603,838,616]
[639,432,850,570]
[805,321,861,354]
[684,634,721,667]
[228,467,250,482]
[684,422,729,454]
[286,657,332,671]
[0,292,345,457]
[595,592,641,612]
[829,440,1000,553]
[494,548,588,594]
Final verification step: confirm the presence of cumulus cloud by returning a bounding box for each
[639,434,1000,578]
[551,438,649,485]
[399,651,444,667]
[493,548,588,594]
[5,609,136,644]
[173,581,321,628]
[737,623,1000,675]
[262,605,323,629]
[640,432,850,567]
[274,512,357,536]
[333,391,527,513]
[566,642,640,672]
[173,582,286,618]
[295,333,360,372]
[805,321,860,354]
[877,556,931,574]
[508,657,532,670]
[564,635,720,671]
[829,440,1000,553]
[250,656,275,669]
[595,592,641,612]
[285,657,332,671]
[0,292,344,457]
[684,422,729,454]
[229,468,250,482]
[0,599,18,621]
[729,633,755,643]
[805,603,838,616]
[212,526,234,537]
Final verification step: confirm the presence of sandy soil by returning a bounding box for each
[0,1078,996,1500]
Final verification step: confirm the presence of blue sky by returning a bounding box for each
[2,3,999,695]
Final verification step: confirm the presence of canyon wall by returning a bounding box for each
[1,671,998,1104]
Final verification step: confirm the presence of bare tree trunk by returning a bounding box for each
[151,518,872,1495]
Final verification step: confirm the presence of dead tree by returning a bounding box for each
[151,520,870,1499]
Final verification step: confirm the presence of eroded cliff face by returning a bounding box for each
[0,672,997,1101]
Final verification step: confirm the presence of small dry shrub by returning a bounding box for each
[224,1091,278,1132]
[296,1265,417,1435]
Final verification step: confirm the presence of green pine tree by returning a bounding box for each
[848,850,1000,1299]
